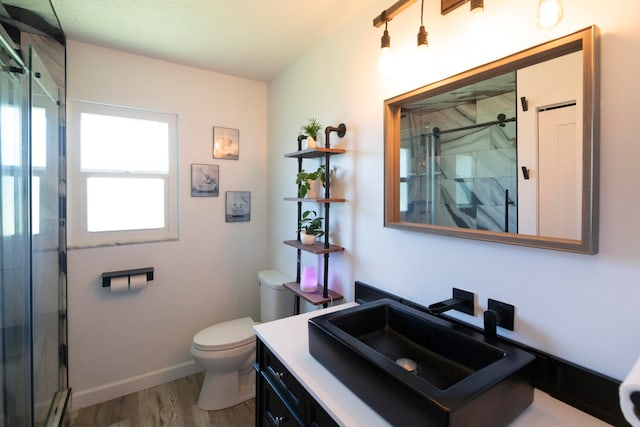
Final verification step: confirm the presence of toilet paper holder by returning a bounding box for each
[102,267,154,288]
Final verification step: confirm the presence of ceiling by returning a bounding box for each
[3,0,377,82]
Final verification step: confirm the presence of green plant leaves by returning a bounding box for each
[298,210,325,237]
[296,164,326,197]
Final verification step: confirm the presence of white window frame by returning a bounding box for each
[67,100,178,248]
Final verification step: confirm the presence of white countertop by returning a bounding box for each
[254,303,611,427]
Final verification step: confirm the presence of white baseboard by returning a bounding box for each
[71,361,202,411]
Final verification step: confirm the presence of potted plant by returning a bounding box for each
[298,210,324,244]
[296,164,326,198]
[300,118,322,148]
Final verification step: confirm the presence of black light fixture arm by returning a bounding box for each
[373,0,418,27]
[375,0,488,28]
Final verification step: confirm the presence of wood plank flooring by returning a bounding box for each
[68,373,255,427]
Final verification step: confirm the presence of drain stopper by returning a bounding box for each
[396,357,418,373]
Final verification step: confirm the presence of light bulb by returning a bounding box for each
[416,44,428,68]
[379,46,393,74]
[468,4,486,38]
[416,25,428,67]
[379,26,393,75]
[537,0,563,29]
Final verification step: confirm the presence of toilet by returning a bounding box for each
[191,269,294,410]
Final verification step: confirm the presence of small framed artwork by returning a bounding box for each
[213,126,239,160]
[226,191,251,222]
[191,164,219,197]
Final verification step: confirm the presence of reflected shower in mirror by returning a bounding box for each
[400,71,517,233]
[385,26,599,254]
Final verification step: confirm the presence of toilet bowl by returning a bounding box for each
[191,270,294,410]
[190,317,256,410]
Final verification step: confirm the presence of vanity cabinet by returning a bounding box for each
[256,338,338,427]
[282,126,347,313]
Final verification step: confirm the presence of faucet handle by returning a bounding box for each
[487,299,515,331]
[483,309,502,340]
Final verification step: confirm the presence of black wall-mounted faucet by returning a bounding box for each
[428,288,475,316]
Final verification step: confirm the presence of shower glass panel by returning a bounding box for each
[0,34,67,426]
[1,40,32,426]
[30,46,66,425]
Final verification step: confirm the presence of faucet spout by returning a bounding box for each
[428,298,467,314]
[427,288,474,316]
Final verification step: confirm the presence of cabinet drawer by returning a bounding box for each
[308,400,339,427]
[257,339,339,427]
[261,344,306,417]
[259,373,303,427]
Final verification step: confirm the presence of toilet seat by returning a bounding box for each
[192,316,255,351]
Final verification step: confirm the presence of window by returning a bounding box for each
[67,100,178,247]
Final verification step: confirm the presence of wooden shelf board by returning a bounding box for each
[284,240,345,254]
[283,282,344,306]
[283,197,346,203]
[284,148,346,159]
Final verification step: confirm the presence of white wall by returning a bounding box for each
[267,0,640,383]
[66,40,268,408]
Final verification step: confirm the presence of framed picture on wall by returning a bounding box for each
[213,126,239,160]
[225,191,251,222]
[191,164,219,197]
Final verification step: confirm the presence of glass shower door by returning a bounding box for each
[1,39,33,426]
[29,46,67,425]
[0,39,67,426]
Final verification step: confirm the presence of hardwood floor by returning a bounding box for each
[68,373,255,427]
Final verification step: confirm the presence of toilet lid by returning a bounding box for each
[192,317,256,351]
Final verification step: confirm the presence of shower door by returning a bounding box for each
[1,35,32,426]
[0,36,67,426]
[29,46,68,426]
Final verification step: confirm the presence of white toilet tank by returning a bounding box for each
[258,269,295,322]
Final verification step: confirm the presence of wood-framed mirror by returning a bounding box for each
[384,26,599,254]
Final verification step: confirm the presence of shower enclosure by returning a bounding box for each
[399,71,518,233]
[1,24,69,427]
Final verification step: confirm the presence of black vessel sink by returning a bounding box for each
[308,299,535,427]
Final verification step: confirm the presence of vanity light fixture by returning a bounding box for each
[468,0,485,36]
[379,16,393,74]
[373,0,421,72]
[374,1,419,74]
[417,0,428,49]
[536,0,563,28]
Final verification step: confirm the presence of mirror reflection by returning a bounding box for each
[400,71,518,233]
[385,27,598,253]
